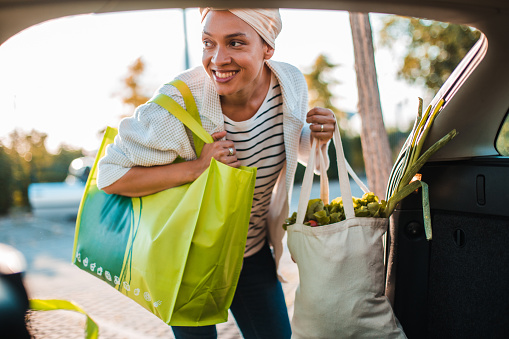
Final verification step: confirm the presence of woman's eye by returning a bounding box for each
[231,41,243,47]
[203,40,212,48]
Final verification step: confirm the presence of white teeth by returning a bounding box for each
[215,71,235,79]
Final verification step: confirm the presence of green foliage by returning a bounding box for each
[298,54,358,182]
[496,113,509,155]
[119,57,151,118]
[379,16,481,93]
[0,129,84,212]
[47,147,84,182]
[304,54,342,116]
[0,144,13,215]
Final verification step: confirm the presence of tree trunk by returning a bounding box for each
[349,12,392,197]
[349,12,396,304]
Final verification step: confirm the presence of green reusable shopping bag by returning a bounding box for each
[72,80,257,326]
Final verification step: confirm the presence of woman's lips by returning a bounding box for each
[213,70,238,83]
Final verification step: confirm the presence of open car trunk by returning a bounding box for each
[393,156,509,338]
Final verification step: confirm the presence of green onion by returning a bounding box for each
[384,98,457,240]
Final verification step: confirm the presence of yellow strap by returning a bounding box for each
[151,93,214,145]
[30,299,99,339]
[167,79,206,156]
[150,79,213,159]
[170,79,199,119]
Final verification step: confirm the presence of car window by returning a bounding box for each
[495,112,509,155]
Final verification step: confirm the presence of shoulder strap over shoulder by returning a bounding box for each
[149,80,213,158]
[170,79,199,120]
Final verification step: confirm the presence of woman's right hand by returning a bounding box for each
[197,131,241,170]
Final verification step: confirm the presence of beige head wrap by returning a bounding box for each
[200,8,282,49]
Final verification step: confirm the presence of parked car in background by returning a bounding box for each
[28,156,94,220]
[2,0,509,338]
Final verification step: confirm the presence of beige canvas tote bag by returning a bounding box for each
[287,122,406,339]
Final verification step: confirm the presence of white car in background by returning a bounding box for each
[28,156,94,220]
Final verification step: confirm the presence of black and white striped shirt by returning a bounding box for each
[224,73,285,257]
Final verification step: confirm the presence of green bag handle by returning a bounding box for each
[150,80,214,157]
[169,79,207,157]
[30,299,99,339]
[171,79,199,122]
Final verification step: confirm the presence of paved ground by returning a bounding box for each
[0,211,298,339]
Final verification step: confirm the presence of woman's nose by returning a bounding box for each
[211,45,231,65]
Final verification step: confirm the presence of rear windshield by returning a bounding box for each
[496,112,509,155]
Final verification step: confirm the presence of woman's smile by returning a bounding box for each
[213,70,239,82]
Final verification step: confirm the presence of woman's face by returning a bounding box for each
[202,10,274,98]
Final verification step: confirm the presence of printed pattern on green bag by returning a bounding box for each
[74,190,165,310]
[74,188,132,286]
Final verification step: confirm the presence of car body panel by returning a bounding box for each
[1,0,508,46]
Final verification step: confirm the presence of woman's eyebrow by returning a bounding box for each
[225,32,247,39]
[202,31,247,39]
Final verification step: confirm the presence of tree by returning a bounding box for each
[2,129,85,211]
[25,131,52,183]
[304,54,355,132]
[8,129,31,208]
[305,55,342,116]
[350,12,392,199]
[0,143,13,215]
[49,146,84,182]
[350,12,397,305]
[379,16,481,93]
[298,54,363,183]
[119,57,150,117]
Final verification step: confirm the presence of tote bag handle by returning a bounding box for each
[318,142,329,205]
[150,80,214,157]
[296,121,368,224]
[315,140,368,206]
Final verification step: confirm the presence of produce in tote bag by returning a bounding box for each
[287,122,406,338]
[283,192,386,229]
[72,80,257,327]
[285,98,456,237]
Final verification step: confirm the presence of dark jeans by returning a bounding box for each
[171,241,292,339]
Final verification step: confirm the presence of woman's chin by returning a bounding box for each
[214,84,237,97]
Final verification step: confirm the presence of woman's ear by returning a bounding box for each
[263,43,275,60]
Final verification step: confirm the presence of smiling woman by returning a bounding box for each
[95,8,337,337]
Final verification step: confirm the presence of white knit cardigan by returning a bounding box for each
[97,60,327,275]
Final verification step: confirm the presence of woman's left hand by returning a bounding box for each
[306,107,336,143]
